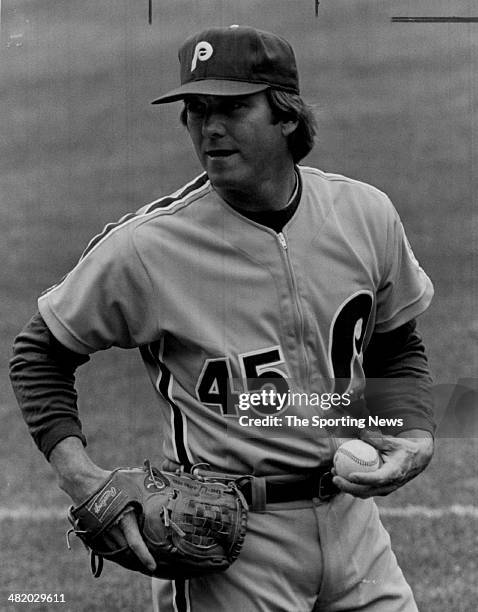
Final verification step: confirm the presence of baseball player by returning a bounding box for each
[10,25,435,611]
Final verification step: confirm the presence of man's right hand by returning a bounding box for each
[49,436,156,572]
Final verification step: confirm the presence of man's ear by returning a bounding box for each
[280,119,299,137]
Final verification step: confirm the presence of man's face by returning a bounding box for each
[184,92,295,201]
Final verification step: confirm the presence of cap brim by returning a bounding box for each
[151,79,269,104]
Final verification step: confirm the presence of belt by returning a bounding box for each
[186,463,340,512]
[236,468,339,510]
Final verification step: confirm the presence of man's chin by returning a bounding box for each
[207,168,241,190]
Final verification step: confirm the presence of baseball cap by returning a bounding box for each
[151,25,299,104]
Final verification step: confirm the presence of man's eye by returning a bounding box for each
[186,102,205,115]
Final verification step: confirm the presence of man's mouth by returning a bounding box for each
[205,149,236,158]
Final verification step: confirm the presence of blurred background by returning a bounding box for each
[1,0,477,609]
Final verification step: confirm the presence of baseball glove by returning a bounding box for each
[66,460,248,579]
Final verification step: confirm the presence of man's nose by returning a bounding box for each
[201,112,226,137]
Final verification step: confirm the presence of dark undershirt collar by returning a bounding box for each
[228,169,302,233]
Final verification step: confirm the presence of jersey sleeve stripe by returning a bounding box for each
[142,173,209,214]
[41,173,210,299]
[79,173,209,261]
[299,165,390,199]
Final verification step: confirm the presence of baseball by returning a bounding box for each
[333,440,382,479]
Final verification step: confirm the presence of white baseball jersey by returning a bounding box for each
[38,167,433,475]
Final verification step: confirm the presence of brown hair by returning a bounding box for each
[265,89,317,162]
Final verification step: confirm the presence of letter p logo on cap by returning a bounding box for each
[191,41,213,71]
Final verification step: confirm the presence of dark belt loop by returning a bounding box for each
[251,476,267,512]
[318,471,337,501]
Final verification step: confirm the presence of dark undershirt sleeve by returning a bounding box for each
[9,312,90,460]
[363,319,435,435]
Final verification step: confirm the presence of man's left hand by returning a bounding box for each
[332,429,434,498]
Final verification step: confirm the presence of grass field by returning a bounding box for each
[1,0,477,610]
